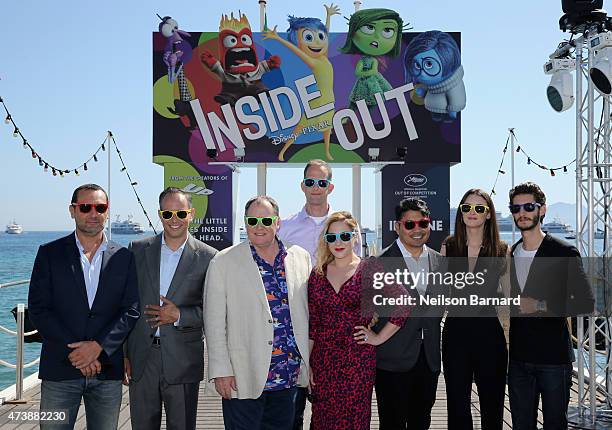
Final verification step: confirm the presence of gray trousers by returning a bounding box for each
[129,345,200,430]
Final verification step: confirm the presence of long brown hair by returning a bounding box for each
[314,211,359,274]
[445,189,507,258]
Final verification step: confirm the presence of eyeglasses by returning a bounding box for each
[508,202,541,214]
[245,216,278,227]
[401,218,430,230]
[411,56,442,77]
[324,231,356,243]
[460,204,490,214]
[72,203,109,214]
[159,209,191,220]
[303,178,331,188]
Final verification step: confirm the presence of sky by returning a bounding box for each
[0,0,582,231]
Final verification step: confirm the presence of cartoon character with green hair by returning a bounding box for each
[263,4,340,161]
[339,8,404,111]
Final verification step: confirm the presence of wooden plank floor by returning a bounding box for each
[1,369,590,429]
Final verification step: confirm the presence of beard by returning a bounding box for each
[514,212,540,231]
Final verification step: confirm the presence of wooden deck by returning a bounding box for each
[0,369,590,429]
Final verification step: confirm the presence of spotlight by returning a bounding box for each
[544,58,576,111]
[560,0,607,33]
[368,147,380,162]
[589,33,612,94]
[207,148,218,159]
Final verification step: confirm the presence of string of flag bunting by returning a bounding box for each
[1,95,156,233]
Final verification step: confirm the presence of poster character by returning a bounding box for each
[200,12,281,106]
[263,4,340,161]
[158,15,198,129]
[404,31,466,122]
[339,8,403,111]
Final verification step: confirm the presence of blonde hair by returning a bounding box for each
[314,211,359,274]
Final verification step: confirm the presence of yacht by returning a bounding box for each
[5,220,23,234]
[497,214,515,232]
[542,219,574,234]
[110,215,145,234]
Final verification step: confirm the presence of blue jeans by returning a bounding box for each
[222,387,297,430]
[40,377,122,430]
[508,360,572,430]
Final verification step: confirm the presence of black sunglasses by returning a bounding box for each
[72,203,109,214]
[303,178,330,188]
[324,231,356,243]
[401,218,430,230]
[508,202,541,214]
[245,216,278,227]
[460,203,490,214]
[159,210,190,220]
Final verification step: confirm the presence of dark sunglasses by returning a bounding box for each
[72,203,109,214]
[324,231,356,243]
[159,209,191,220]
[508,202,541,214]
[245,216,278,227]
[460,203,490,214]
[401,218,430,230]
[303,178,331,188]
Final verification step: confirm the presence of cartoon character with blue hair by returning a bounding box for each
[263,4,340,161]
[404,30,466,122]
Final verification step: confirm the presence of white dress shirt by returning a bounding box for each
[278,205,362,264]
[157,234,187,336]
[74,232,108,309]
[396,239,430,296]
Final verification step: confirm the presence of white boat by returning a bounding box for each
[5,220,23,234]
[542,219,574,234]
[110,215,145,234]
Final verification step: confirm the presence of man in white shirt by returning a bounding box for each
[125,187,217,430]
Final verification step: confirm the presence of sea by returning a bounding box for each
[0,230,601,391]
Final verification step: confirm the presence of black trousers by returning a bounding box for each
[442,317,508,430]
[375,345,440,430]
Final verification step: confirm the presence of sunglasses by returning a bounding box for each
[72,203,109,214]
[401,218,430,230]
[460,203,490,214]
[159,209,191,220]
[303,178,331,188]
[245,216,278,227]
[324,231,356,243]
[508,202,541,214]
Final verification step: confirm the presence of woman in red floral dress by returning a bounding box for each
[308,211,406,430]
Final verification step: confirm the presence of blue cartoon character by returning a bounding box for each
[339,8,404,111]
[404,31,466,122]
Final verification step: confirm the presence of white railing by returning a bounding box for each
[0,279,39,403]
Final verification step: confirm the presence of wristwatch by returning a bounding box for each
[536,300,547,312]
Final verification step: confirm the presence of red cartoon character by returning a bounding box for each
[201,12,281,106]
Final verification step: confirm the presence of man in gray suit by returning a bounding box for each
[125,187,217,430]
[374,198,446,430]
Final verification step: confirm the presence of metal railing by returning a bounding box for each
[0,279,39,402]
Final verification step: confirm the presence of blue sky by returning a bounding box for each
[0,0,579,231]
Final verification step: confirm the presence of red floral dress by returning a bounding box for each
[308,258,405,430]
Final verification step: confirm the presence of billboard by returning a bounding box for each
[153,9,464,164]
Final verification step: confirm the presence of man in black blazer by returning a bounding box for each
[374,198,447,430]
[28,184,140,430]
[507,182,594,430]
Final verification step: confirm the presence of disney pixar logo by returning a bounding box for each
[404,174,428,187]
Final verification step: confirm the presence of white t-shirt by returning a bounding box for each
[513,244,538,292]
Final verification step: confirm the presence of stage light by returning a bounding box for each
[559,0,607,32]
[396,147,407,159]
[368,148,380,162]
[544,58,576,111]
[233,147,245,162]
[589,33,612,94]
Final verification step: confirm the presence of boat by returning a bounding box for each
[5,220,23,234]
[497,214,515,232]
[542,218,574,234]
[110,215,145,234]
[566,228,606,240]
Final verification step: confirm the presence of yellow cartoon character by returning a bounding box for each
[263,4,340,161]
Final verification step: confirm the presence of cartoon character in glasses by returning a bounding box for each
[404,30,466,122]
[339,8,405,111]
[263,4,340,161]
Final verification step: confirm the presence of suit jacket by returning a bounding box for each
[375,242,447,372]
[509,233,594,364]
[126,233,217,384]
[28,233,140,381]
[204,240,311,399]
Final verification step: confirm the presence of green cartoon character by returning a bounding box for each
[339,8,404,110]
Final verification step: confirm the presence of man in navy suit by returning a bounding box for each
[28,184,140,430]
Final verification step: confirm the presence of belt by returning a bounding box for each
[152,337,161,345]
